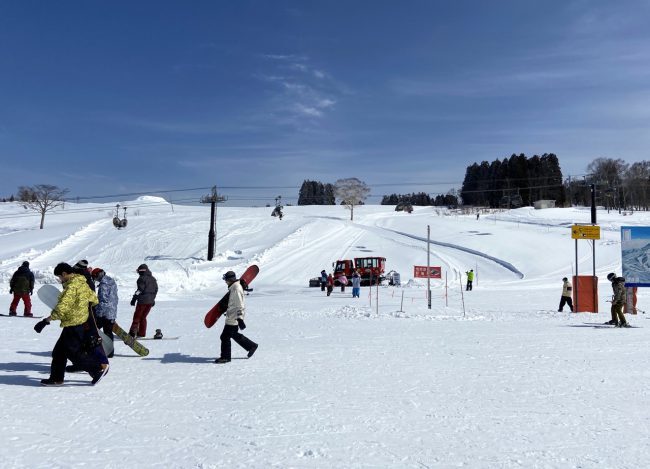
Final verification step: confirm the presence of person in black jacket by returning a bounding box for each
[73,259,95,292]
[129,264,158,337]
[9,261,35,317]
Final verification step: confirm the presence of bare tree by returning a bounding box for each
[334,177,370,221]
[18,184,68,229]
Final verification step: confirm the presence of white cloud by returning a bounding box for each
[257,54,339,122]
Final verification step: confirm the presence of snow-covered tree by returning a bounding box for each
[334,177,370,221]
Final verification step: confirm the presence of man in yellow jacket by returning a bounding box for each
[35,263,110,386]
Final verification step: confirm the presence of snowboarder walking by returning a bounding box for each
[9,261,34,317]
[606,272,630,327]
[326,273,334,296]
[34,263,109,386]
[465,269,474,291]
[91,268,118,347]
[558,277,574,312]
[351,271,361,298]
[320,270,327,291]
[129,264,158,338]
[215,271,258,363]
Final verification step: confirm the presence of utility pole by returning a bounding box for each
[427,225,431,309]
[201,186,227,261]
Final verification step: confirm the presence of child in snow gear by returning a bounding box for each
[465,270,474,291]
[326,273,334,296]
[558,277,574,312]
[9,261,34,317]
[351,271,361,298]
[129,264,158,338]
[36,263,109,386]
[320,270,327,291]
[215,271,258,363]
[606,272,630,327]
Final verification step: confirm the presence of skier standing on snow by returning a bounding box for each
[351,271,361,298]
[320,270,327,291]
[215,270,258,364]
[9,261,34,317]
[326,273,334,296]
[606,272,630,328]
[558,277,573,312]
[34,262,109,386]
[129,264,158,338]
[91,268,118,349]
[465,269,474,291]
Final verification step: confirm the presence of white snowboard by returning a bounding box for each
[37,284,114,356]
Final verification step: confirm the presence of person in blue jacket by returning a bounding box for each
[91,268,119,347]
[320,270,327,292]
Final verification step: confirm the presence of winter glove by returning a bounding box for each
[237,318,246,330]
[34,318,51,333]
[130,295,137,306]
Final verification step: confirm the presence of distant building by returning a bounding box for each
[499,194,523,209]
[534,200,556,209]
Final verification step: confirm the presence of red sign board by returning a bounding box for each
[414,266,441,279]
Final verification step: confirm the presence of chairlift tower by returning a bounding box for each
[201,186,227,261]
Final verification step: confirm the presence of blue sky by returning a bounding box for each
[1,1,650,205]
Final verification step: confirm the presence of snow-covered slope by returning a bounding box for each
[1,200,648,468]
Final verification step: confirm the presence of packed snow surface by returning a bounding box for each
[1,201,649,468]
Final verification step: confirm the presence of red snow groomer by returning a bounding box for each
[333,257,386,286]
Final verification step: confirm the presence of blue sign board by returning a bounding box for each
[621,226,650,287]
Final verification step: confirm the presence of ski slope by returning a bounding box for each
[1,199,649,468]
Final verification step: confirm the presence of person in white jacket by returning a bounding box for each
[215,271,259,363]
[558,277,574,312]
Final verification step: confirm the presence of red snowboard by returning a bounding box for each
[204,265,259,328]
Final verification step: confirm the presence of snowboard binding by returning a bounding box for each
[153,329,163,340]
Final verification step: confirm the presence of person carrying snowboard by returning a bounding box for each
[34,262,109,386]
[129,264,158,338]
[215,271,258,364]
[9,261,34,317]
[65,259,110,373]
[606,272,630,328]
[91,268,119,348]
[558,277,573,312]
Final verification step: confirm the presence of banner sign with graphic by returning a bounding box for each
[414,266,441,279]
[621,226,650,287]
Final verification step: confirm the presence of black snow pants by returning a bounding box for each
[558,295,574,312]
[49,324,102,381]
[220,324,256,360]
